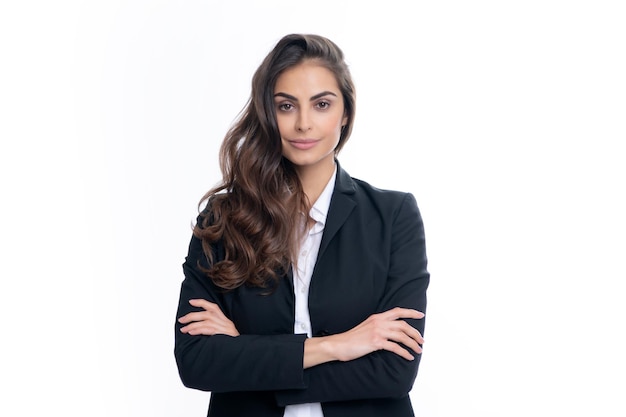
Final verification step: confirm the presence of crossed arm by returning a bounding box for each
[179,299,424,368]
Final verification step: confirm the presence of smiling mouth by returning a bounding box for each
[288,139,319,150]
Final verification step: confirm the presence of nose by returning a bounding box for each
[295,109,312,132]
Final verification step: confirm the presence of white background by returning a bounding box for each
[1,1,625,416]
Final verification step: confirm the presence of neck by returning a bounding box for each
[296,160,336,207]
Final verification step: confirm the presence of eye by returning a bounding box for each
[277,103,294,112]
[316,101,331,110]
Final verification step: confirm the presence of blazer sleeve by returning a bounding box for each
[174,229,308,393]
[275,193,430,405]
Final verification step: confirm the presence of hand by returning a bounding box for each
[328,307,424,362]
[178,299,240,337]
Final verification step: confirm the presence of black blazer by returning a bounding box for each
[174,164,430,417]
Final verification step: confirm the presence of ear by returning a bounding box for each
[342,114,348,127]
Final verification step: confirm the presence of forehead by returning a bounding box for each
[274,61,340,94]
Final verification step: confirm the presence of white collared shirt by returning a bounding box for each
[283,167,336,417]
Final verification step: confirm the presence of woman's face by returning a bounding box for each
[274,61,347,176]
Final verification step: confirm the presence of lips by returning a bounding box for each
[287,139,319,150]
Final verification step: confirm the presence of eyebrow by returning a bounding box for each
[273,91,338,101]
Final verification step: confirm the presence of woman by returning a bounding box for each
[175,33,430,417]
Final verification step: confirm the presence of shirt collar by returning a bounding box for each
[309,165,337,227]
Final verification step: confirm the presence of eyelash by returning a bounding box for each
[276,101,332,112]
[278,103,294,112]
[316,101,331,110]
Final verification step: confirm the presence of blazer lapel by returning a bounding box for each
[317,163,356,260]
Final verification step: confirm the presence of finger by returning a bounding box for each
[188,299,217,310]
[383,308,425,321]
[177,312,200,324]
[178,311,211,324]
[182,324,207,336]
[180,321,216,336]
[382,340,415,361]
[385,327,422,353]
[179,323,193,333]
[185,320,238,336]
[397,322,424,345]
[385,321,424,344]
[189,299,230,320]
[187,325,213,336]
[397,308,424,320]
[385,323,424,350]
[408,327,424,345]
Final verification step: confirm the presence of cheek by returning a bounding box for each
[275,116,287,136]
[325,114,344,135]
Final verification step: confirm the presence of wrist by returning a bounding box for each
[303,335,339,368]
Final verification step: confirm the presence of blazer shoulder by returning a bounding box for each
[350,176,416,207]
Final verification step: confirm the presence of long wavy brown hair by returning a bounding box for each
[195,34,356,290]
